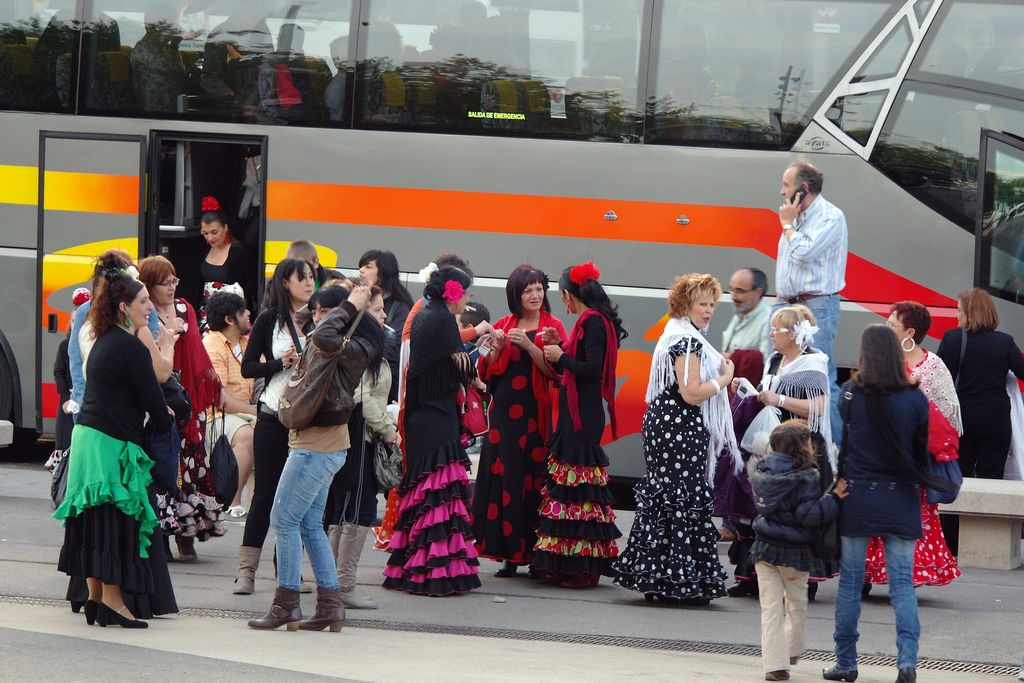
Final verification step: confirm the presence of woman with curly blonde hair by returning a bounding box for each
[614,273,739,605]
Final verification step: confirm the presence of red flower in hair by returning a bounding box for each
[201,195,222,212]
[443,280,465,303]
[569,261,600,286]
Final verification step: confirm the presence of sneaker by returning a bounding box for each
[228,505,247,518]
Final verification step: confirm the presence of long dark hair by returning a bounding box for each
[559,266,627,343]
[89,272,144,338]
[423,265,473,303]
[359,249,414,308]
[311,285,386,381]
[506,264,551,318]
[852,324,911,394]
[265,258,312,330]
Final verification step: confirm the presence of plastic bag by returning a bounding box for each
[740,405,781,456]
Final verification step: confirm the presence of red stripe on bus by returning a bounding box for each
[268,181,959,309]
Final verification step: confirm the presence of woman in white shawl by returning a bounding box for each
[753,304,835,600]
[613,274,739,605]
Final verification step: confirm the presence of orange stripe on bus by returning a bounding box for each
[43,171,138,214]
[267,181,781,253]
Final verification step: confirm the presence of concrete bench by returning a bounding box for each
[0,420,11,447]
[940,478,1024,570]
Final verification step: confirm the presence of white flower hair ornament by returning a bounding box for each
[793,319,819,349]
[418,262,439,283]
[126,265,140,280]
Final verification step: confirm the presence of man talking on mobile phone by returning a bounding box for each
[775,159,848,444]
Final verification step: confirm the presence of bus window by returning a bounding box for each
[871,85,1024,232]
[978,133,1024,304]
[915,1,1024,94]
[354,0,644,142]
[81,1,353,126]
[852,16,912,83]
[0,1,77,112]
[825,91,886,146]
[647,0,891,149]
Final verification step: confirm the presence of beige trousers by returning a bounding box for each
[755,560,809,673]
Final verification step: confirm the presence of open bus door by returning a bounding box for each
[977,130,1024,306]
[37,132,146,435]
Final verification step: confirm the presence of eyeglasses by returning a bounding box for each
[160,277,180,288]
[769,327,791,335]
[731,286,755,295]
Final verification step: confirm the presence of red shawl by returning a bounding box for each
[561,308,619,439]
[479,310,567,443]
[174,299,221,442]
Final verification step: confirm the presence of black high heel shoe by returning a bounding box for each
[84,600,100,625]
[96,603,148,629]
[494,561,519,578]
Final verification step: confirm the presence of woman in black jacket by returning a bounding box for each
[937,287,1024,479]
[825,325,953,683]
[233,258,314,595]
[749,420,845,681]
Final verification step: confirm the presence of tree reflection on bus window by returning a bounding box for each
[0,1,78,113]
[979,139,1024,304]
[354,0,645,142]
[80,0,354,126]
[872,86,1024,233]
[647,0,891,149]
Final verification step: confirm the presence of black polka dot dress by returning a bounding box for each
[613,338,728,600]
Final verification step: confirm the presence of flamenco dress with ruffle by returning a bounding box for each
[383,300,481,595]
[613,338,728,600]
[531,312,621,584]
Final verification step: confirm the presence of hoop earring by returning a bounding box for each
[901,337,915,352]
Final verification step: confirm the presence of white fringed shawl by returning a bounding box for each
[646,316,740,483]
[764,350,834,469]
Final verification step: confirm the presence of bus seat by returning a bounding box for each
[1,44,32,76]
[25,36,38,51]
[519,79,549,114]
[0,44,34,107]
[381,71,406,107]
[88,50,134,110]
[302,56,332,97]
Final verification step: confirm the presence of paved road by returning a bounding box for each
[2,459,1022,681]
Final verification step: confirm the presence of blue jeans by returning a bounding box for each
[270,448,347,592]
[773,294,843,445]
[833,535,920,670]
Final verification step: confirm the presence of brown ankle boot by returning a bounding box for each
[247,586,301,630]
[298,587,345,632]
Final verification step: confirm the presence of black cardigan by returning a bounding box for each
[936,328,1024,404]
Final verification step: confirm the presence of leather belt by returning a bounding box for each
[779,293,833,305]
[259,405,278,420]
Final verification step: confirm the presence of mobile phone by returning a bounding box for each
[790,187,808,204]
[735,377,758,399]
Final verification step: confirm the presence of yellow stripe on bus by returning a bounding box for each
[0,165,38,205]
[0,165,138,214]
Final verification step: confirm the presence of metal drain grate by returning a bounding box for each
[3,594,1017,677]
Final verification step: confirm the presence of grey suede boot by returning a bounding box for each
[233,546,261,595]
[336,523,378,609]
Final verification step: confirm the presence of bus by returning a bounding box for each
[0,0,1022,478]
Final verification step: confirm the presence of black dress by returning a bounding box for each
[472,331,548,564]
[531,315,621,578]
[613,338,728,600]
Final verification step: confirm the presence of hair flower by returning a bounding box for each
[201,195,222,212]
[72,287,91,307]
[569,261,601,286]
[443,280,465,304]
[418,261,439,283]
[793,319,819,348]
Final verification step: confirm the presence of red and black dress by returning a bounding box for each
[472,312,566,566]
[531,310,621,585]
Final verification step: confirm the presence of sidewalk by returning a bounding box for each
[0,602,998,682]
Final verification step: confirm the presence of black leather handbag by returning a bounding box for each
[162,370,192,423]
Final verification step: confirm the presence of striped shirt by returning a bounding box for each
[776,194,848,298]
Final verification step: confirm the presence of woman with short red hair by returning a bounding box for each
[937,288,1024,480]
[139,256,225,562]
